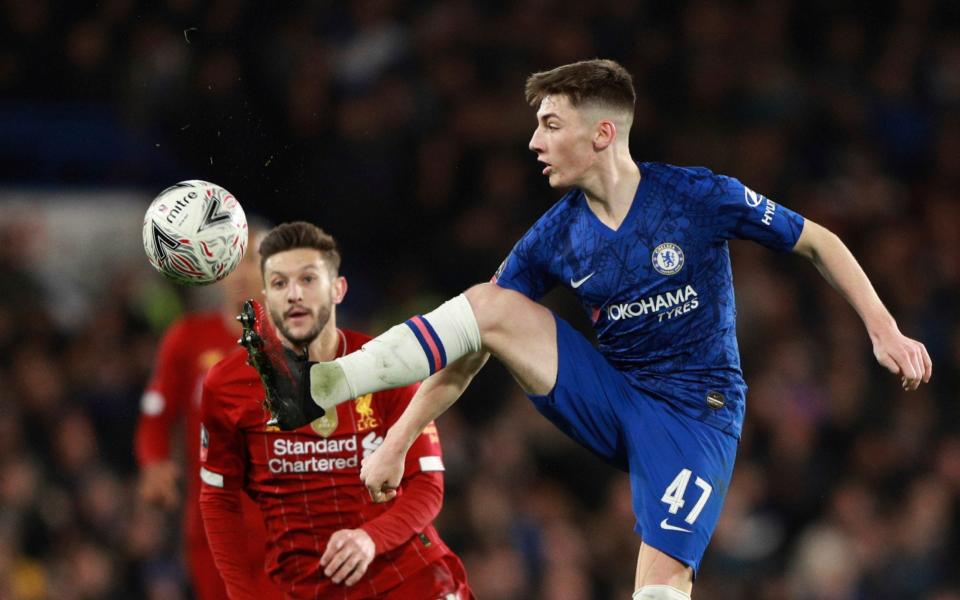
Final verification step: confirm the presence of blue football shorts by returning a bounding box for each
[527,313,738,574]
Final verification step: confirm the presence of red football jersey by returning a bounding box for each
[136,313,236,491]
[200,328,458,599]
[136,313,274,599]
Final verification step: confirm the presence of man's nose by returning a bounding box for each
[286,282,302,301]
[529,129,542,153]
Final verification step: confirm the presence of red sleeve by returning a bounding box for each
[198,367,247,490]
[360,384,447,554]
[199,364,260,596]
[383,384,446,478]
[135,320,191,465]
[200,485,262,599]
[359,471,444,554]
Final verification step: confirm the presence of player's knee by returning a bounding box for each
[464,282,516,336]
[633,585,691,600]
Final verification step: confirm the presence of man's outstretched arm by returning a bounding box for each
[360,351,489,502]
[792,219,932,390]
[200,485,262,599]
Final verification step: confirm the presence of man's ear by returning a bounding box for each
[593,119,617,151]
[333,276,348,304]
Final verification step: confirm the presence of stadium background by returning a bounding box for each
[1,1,959,598]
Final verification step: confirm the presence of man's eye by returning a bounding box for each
[272,280,285,289]
[302,276,315,284]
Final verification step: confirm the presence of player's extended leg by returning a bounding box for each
[463,282,557,395]
[309,282,556,410]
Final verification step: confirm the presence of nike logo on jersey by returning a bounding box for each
[659,518,692,533]
[570,272,595,288]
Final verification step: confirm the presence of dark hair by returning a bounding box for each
[524,59,636,116]
[258,221,341,274]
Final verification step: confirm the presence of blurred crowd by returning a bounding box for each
[1,0,959,598]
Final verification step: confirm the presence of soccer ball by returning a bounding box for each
[142,180,248,285]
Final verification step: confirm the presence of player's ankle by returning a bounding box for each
[309,361,355,410]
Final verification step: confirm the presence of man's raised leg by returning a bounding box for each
[309,282,557,410]
[463,283,557,395]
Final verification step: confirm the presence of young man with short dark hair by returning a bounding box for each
[255,62,931,599]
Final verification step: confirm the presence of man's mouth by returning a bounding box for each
[285,308,310,320]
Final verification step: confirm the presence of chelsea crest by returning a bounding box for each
[652,243,684,276]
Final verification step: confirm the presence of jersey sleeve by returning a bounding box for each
[135,320,192,466]
[359,470,443,555]
[198,368,247,491]
[379,384,445,477]
[707,174,805,251]
[200,485,263,599]
[403,422,445,476]
[492,226,555,301]
[360,383,446,554]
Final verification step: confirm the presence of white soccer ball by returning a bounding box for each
[142,180,248,286]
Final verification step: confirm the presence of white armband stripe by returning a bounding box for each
[200,467,224,488]
[419,456,445,472]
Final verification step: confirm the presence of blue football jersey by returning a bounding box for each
[494,162,805,436]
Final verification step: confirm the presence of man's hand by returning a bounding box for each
[320,529,376,586]
[138,461,179,509]
[237,299,324,430]
[793,221,933,392]
[871,326,933,391]
[360,440,406,503]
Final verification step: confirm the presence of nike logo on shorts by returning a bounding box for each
[659,518,692,533]
[570,272,595,288]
